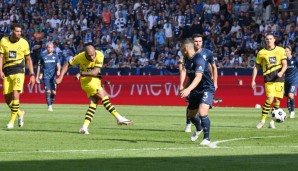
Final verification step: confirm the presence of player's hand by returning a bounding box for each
[75,73,81,80]
[29,75,36,89]
[251,81,256,89]
[214,82,218,91]
[180,88,190,98]
[57,71,60,76]
[0,72,5,79]
[56,77,62,84]
[36,77,40,84]
[277,72,283,78]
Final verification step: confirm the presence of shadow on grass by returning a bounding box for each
[2,128,78,134]
[0,154,298,171]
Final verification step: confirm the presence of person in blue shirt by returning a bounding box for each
[36,43,61,111]
[284,46,298,118]
[179,38,215,145]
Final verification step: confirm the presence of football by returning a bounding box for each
[271,108,287,122]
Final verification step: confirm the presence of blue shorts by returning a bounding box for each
[284,82,298,95]
[43,78,57,91]
[188,91,214,110]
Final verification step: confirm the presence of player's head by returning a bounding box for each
[265,34,275,48]
[47,43,54,54]
[181,38,195,57]
[192,34,203,51]
[10,22,22,40]
[285,45,292,58]
[85,45,96,62]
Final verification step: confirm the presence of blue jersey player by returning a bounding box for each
[180,34,218,133]
[285,46,297,118]
[36,43,61,111]
[179,38,215,145]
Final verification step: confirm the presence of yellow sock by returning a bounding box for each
[83,104,97,127]
[8,100,19,125]
[261,100,272,122]
[102,96,120,118]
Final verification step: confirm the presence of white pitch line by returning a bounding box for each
[208,135,287,148]
[0,136,293,154]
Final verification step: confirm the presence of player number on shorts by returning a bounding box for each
[203,92,208,100]
[291,86,295,92]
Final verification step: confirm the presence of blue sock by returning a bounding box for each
[287,99,291,113]
[190,115,202,131]
[51,93,56,105]
[186,108,191,124]
[46,92,51,106]
[200,115,210,140]
[290,99,295,112]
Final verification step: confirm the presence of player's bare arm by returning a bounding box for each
[25,55,36,88]
[277,59,287,78]
[0,53,5,79]
[211,63,218,90]
[180,73,203,98]
[179,63,186,91]
[251,64,260,89]
[56,62,70,84]
[80,67,100,77]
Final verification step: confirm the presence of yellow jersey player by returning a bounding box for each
[252,34,287,129]
[56,45,133,134]
[0,23,36,129]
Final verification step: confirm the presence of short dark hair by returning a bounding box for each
[192,34,203,40]
[10,22,22,30]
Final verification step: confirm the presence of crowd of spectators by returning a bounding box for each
[0,0,297,75]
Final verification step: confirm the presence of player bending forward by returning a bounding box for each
[56,45,133,134]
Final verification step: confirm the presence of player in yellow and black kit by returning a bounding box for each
[251,34,287,129]
[0,23,35,129]
[56,45,133,134]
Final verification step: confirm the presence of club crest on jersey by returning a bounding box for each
[8,50,16,58]
[269,56,276,64]
[199,66,203,71]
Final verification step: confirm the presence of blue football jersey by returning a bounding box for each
[184,52,215,94]
[38,52,60,79]
[285,56,298,84]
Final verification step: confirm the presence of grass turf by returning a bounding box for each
[0,104,298,171]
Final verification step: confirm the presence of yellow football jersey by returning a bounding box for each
[69,50,104,83]
[256,46,286,82]
[0,37,30,76]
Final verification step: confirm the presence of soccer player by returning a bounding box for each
[179,34,218,133]
[252,34,287,129]
[179,38,215,145]
[0,23,36,129]
[284,46,297,118]
[56,45,133,134]
[36,43,61,111]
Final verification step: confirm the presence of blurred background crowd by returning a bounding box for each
[0,0,297,75]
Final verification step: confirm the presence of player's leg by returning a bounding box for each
[50,78,57,106]
[80,96,98,134]
[185,106,192,132]
[185,97,191,132]
[269,82,286,128]
[188,95,202,141]
[4,74,25,128]
[257,83,274,129]
[97,89,133,125]
[198,91,213,145]
[44,79,53,111]
[287,84,296,118]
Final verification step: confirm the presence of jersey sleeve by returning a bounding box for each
[55,55,60,64]
[23,40,30,56]
[69,55,79,66]
[256,50,262,65]
[195,55,205,74]
[94,51,104,68]
[0,38,4,54]
[208,51,215,65]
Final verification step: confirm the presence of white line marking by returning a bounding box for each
[208,136,287,148]
[0,136,293,154]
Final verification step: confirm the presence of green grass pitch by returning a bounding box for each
[0,104,298,171]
